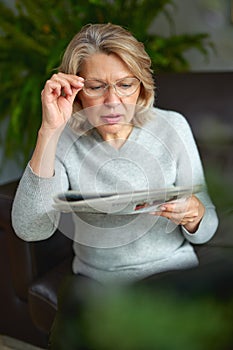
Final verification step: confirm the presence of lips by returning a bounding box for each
[101,114,122,124]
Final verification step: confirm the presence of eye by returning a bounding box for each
[122,84,132,89]
[116,78,139,91]
[117,82,132,89]
[90,85,104,91]
[85,81,106,91]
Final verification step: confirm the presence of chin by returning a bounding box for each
[97,123,123,136]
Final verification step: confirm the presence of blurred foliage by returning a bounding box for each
[50,284,233,350]
[205,162,233,215]
[0,0,213,166]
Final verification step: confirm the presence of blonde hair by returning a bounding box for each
[59,23,155,131]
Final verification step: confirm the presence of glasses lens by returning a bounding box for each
[83,78,140,97]
[115,77,140,96]
[83,80,106,97]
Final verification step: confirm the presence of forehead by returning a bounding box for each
[80,53,133,81]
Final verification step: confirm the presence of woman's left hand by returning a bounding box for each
[150,195,205,233]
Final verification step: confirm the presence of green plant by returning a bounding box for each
[0,0,213,167]
[50,283,233,350]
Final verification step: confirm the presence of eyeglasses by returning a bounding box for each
[82,77,141,98]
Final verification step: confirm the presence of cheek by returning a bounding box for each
[79,103,105,127]
[78,92,102,109]
[127,89,141,105]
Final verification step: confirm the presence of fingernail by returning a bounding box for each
[159,206,166,211]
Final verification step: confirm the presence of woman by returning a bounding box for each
[12,23,218,284]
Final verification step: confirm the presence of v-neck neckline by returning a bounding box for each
[91,126,141,156]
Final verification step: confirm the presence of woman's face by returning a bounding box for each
[78,53,141,139]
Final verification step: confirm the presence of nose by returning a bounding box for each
[104,85,121,107]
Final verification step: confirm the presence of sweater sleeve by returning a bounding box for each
[11,158,69,242]
[169,111,219,244]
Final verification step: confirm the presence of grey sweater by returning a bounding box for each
[12,108,218,284]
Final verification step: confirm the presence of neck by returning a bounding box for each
[97,124,133,149]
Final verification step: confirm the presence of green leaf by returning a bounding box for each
[0,0,214,167]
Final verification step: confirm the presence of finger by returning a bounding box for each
[53,73,84,89]
[149,210,164,216]
[180,218,197,225]
[66,85,83,105]
[50,73,84,97]
[62,77,84,96]
[162,198,190,213]
[149,211,197,228]
[42,79,62,102]
[51,74,72,96]
[151,203,198,217]
[153,209,190,223]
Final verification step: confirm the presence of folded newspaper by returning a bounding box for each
[53,184,203,215]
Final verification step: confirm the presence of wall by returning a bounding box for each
[151,0,233,71]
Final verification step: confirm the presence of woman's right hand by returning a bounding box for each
[40,72,84,131]
[29,73,83,177]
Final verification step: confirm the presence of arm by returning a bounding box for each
[152,111,218,243]
[31,73,84,177]
[11,73,84,241]
[11,160,69,241]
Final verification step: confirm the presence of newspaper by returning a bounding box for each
[53,184,203,215]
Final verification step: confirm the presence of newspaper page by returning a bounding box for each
[53,184,203,215]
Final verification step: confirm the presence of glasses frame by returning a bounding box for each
[82,77,141,98]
